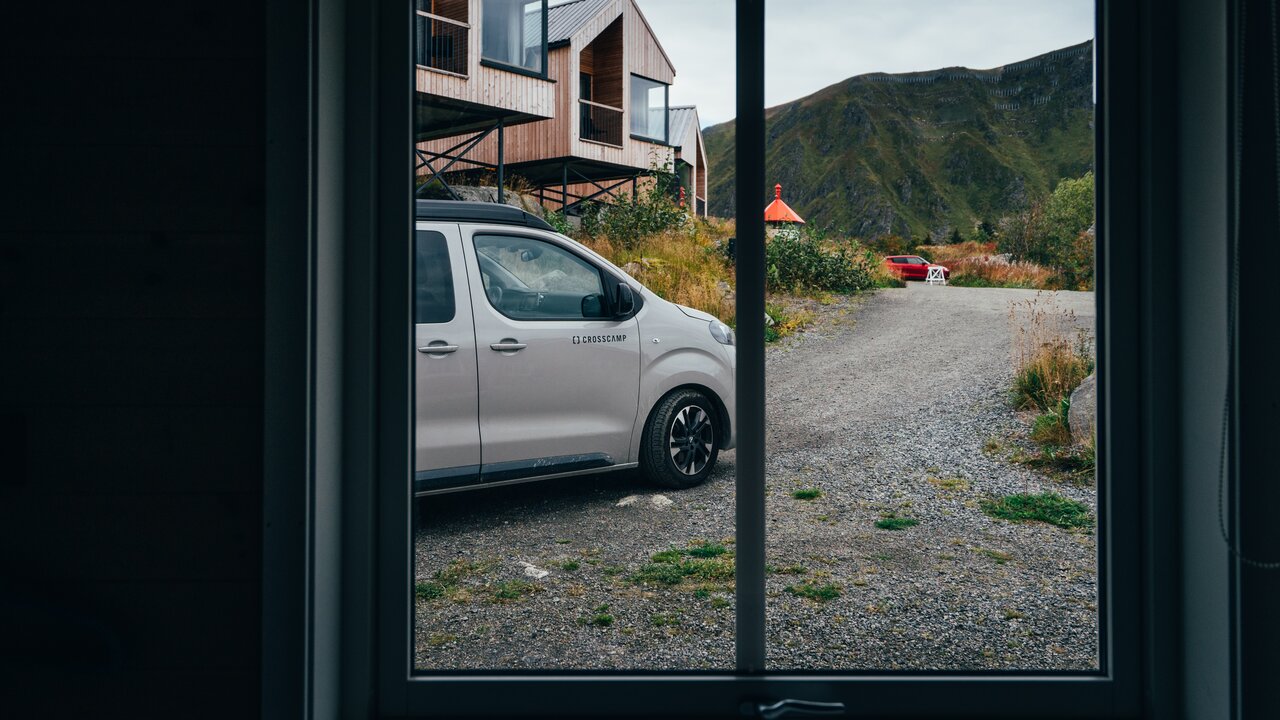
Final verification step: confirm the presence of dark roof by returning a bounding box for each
[667,106,698,150]
[415,199,555,231]
[545,0,613,46]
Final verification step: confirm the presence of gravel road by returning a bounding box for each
[413,283,1098,672]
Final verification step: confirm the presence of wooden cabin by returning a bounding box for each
[419,0,687,211]
[668,106,709,217]
[414,0,558,196]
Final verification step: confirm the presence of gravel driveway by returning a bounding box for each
[414,283,1098,672]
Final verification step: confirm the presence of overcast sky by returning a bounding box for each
[625,0,1094,128]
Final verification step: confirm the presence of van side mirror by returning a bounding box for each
[581,293,606,318]
[613,283,635,318]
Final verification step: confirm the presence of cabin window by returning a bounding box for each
[481,0,547,76]
[629,75,669,143]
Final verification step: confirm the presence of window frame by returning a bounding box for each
[628,73,670,144]
[477,0,550,80]
[370,0,1147,716]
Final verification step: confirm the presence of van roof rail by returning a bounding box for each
[414,199,555,231]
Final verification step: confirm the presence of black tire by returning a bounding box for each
[639,389,720,489]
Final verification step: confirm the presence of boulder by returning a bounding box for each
[1068,373,1097,446]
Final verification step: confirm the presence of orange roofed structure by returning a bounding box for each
[764,183,805,224]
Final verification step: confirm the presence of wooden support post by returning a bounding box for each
[562,162,569,211]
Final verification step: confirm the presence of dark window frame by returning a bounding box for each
[358,0,1141,712]
[478,0,550,80]
[629,73,670,144]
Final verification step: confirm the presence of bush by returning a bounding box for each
[765,225,875,293]
[579,164,687,250]
[1030,397,1073,447]
[994,172,1095,289]
[543,209,572,235]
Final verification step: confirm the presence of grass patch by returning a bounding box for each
[764,302,816,343]
[650,613,681,627]
[791,488,823,500]
[426,632,458,647]
[978,548,1013,564]
[983,437,1003,454]
[981,492,1093,529]
[928,476,969,491]
[489,580,541,603]
[785,582,842,603]
[1003,609,1025,620]
[1030,398,1073,447]
[414,581,446,600]
[630,545,736,588]
[559,560,580,572]
[686,542,728,558]
[874,516,920,531]
[710,596,731,609]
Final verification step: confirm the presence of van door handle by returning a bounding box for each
[417,343,459,354]
[489,340,527,352]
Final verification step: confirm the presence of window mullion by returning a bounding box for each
[734,0,767,675]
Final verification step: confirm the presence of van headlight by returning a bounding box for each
[709,321,736,346]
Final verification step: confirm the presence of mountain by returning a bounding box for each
[702,41,1094,240]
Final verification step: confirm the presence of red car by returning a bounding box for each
[883,255,950,281]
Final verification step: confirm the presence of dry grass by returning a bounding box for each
[1009,295,1094,411]
[916,242,1056,289]
[914,241,999,265]
[580,218,736,325]
[950,257,1058,289]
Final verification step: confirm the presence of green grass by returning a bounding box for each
[785,582,842,603]
[559,560,580,571]
[629,545,736,587]
[686,542,728,558]
[650,613,681,627]
[414,581,445,600]
[928,476,969,491]
[1030,398,1073,447]
[981,492,1093,529]
[489,580,541,602]
[792,488,823,500]
[874,516,920,531]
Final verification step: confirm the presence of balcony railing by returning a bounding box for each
[579,100,623,147]
[415,11,469,76]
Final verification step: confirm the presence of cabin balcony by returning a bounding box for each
[415,7,469,76]
[414,0,555,142]
[579,100,623,147]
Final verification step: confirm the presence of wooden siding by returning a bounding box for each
[420,0,677,180]
[416,0,555,119]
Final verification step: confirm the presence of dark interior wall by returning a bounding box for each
[0,3,265,716]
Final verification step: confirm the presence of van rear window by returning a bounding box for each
[415,231,455,324]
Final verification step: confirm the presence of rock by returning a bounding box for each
[616,495,640,507]
[650,495,673,508]
[764,312,775,327]
[1068,373,1096,445]
[518,561,549,580]
[621,262,643,277]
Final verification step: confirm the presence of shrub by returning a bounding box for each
[765,225,875,293]
[875,516,919,531]
[543,209,573,235]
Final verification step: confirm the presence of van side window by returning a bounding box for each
[415,230,456,324]
[473,234,608,320]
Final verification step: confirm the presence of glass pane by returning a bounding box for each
[414,0,736,672]
[763,0,1099,671]
[482,0,545,74]
[630,75,668,141]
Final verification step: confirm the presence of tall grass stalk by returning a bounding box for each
[1009,295,1094,411]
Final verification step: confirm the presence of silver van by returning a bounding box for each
[414,200,736,495]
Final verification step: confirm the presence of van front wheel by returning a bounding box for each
[640,390,719,489]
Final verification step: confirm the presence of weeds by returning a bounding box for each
[792,487,823,500]
[785,582,842,603]
[489,580,541,603]
[981,492,1093,529]
[978,548,1013,565]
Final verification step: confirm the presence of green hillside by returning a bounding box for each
[703,41,1094,240]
